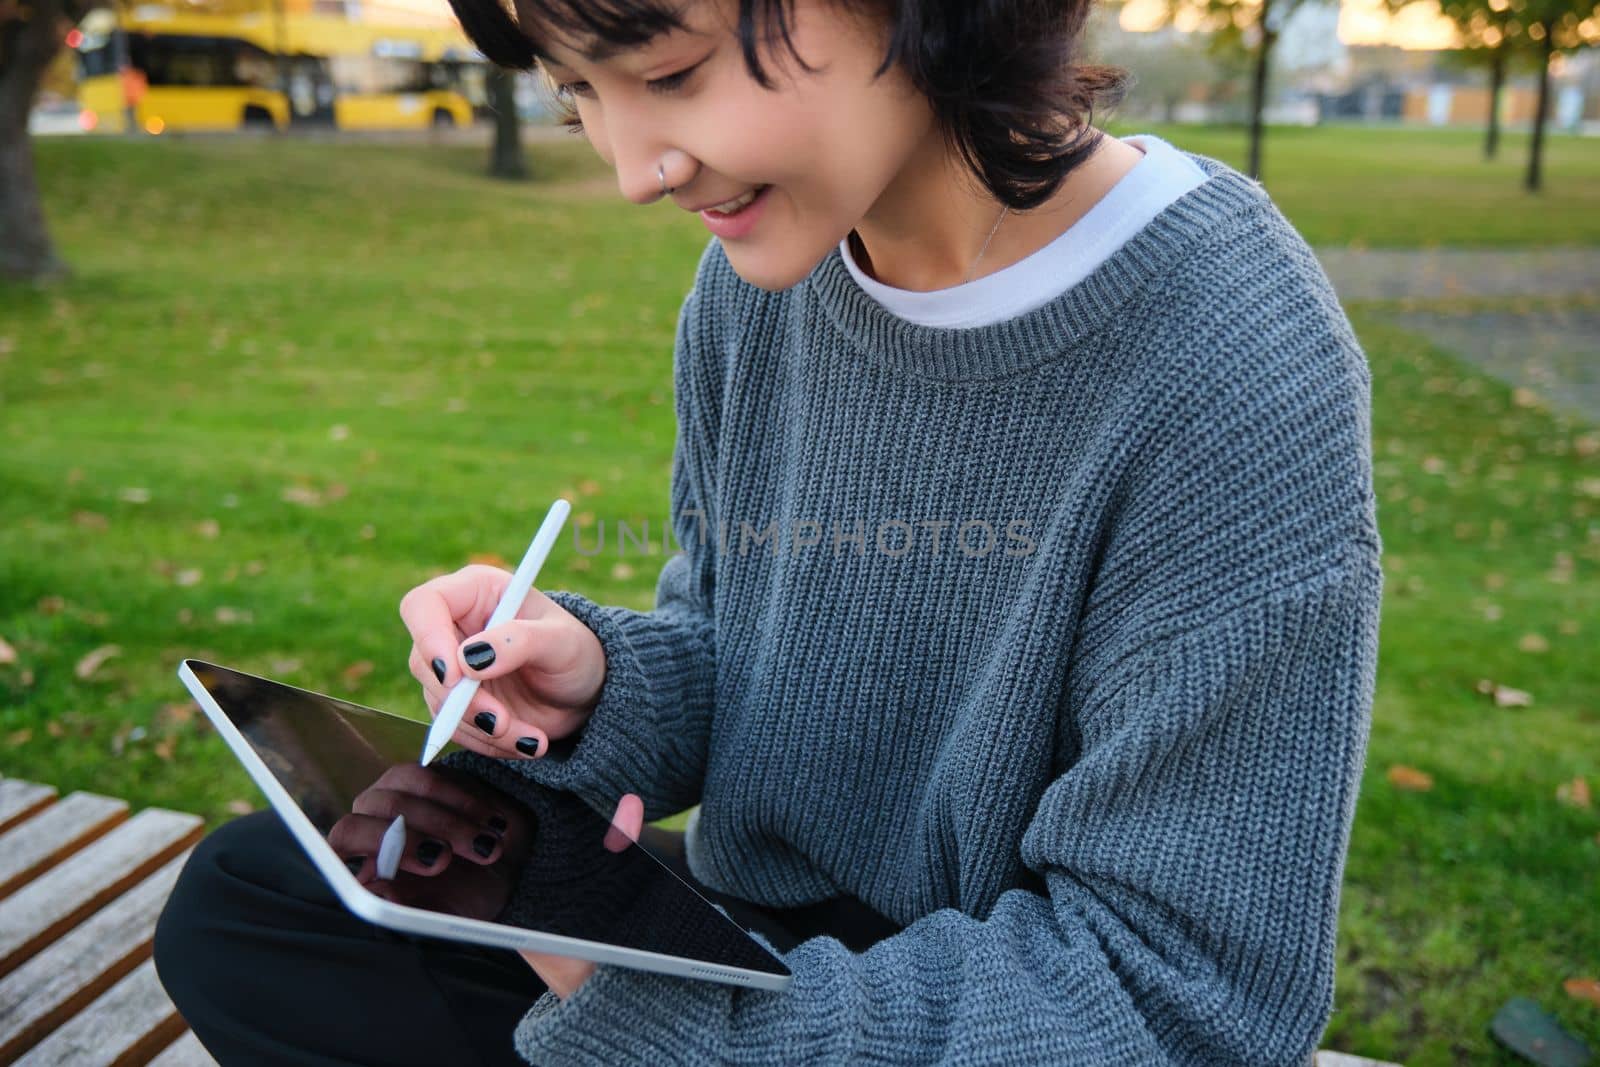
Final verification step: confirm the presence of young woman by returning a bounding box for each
[154,0,1383,1063]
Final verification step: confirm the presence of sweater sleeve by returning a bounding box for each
[507,539,1382,1066]
[493,242,728,823]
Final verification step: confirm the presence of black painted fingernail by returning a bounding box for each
[431,657,447,683]
[346,855,365,874]
[516,736,541,757]
[473,833,497,857]
[463,641,495,670]
[487,814,508,833]
[417,839,443,866]
[473,710,497,734]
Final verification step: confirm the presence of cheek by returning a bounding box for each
[571,105,613,166]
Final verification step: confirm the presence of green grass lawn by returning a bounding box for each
[1117,121,1600,247]
[2,126,1596,1064]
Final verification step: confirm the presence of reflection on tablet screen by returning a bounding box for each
[185,660,787,978]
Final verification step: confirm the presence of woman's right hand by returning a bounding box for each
[400,564,607,761]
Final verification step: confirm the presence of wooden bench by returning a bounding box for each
[0,773,1404,1066]
[0,774,213,1066]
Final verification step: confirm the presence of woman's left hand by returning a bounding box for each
[516,792,645,1000]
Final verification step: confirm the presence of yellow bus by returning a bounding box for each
[73,5,487,135]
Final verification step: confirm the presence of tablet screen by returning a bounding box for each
[183,659,788,978]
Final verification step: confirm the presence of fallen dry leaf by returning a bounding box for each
[6,729,32,747]
[45,720,63,738]
[155,701,196,729]
[1387,765,1434,791]
[175,568,203,587]
[73,510,108,531]
[578,478,602,496]
[1556,777,1592,810]
[1564,977,1600,1009]
[37,595,66,615]
[1475,679,1533,707]
[118,487,151,503]
[154,737,176,761]
[0,636,15,665]
[225,799,255,815]
[194,518,221,538]
[342,660,375,687]
[75,644,122,680]
[1517,633,1550,654]
[281,485,323,506]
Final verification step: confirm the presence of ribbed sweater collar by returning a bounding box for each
[804,152,1270,382]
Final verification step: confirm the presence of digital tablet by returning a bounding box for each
[177,658,792,992]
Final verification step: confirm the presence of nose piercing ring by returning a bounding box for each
[658,163,671,196]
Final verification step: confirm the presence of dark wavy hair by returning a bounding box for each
[444,0,1132,211]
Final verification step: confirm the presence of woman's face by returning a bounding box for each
[527,0,940,292]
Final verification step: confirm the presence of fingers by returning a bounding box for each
[603,793,644,854]
[352,790,505,867]
[408,645,551,760]
[371,763,509,832]
[330,812,462,881]
[399,565,555,691]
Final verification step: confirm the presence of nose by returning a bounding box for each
[607,113,692,206]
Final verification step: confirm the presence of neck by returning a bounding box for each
[849,126,1141,292]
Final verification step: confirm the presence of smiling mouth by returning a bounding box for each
[702,185,770,215]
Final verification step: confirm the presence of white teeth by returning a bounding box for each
[707,186,764,214]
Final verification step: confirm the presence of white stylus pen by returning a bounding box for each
[419,497,572,767]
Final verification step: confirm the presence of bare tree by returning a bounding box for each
[486,65,526,181]
[1389,0,1598,184]
[1,0,101,283]
[1140,0,1316,183]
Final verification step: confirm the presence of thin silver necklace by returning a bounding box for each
[962,205,1010,284]
[851,203,1010,286]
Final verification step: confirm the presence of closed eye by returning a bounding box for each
[556,59,705,100]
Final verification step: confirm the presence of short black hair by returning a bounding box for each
[445,0,1131,210]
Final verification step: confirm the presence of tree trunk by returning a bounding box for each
[0,0,73,283]
[1523,26,1553,193]
[487,66,527,181]
[1247,1,1277,183]
[1484,39,1505,160]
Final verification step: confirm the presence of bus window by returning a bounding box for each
[327,55,432,95]
[122,34,274,89]
[77,35,121,79]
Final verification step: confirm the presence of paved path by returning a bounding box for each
[1312,246,1600,423]
[1312,246,1600,303]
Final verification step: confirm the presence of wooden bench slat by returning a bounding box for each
[0,791,129,899]
[0,779,57,835]
[147,1029,219,1067]
[0,848,193,1064]
[0,808,203,980]
[12,957,188,1067]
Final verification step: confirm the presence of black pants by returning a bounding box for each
[154,810,903,1066]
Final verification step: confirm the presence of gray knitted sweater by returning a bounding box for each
[500,148,1382,1065]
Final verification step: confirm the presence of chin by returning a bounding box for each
[721,239,834,294]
